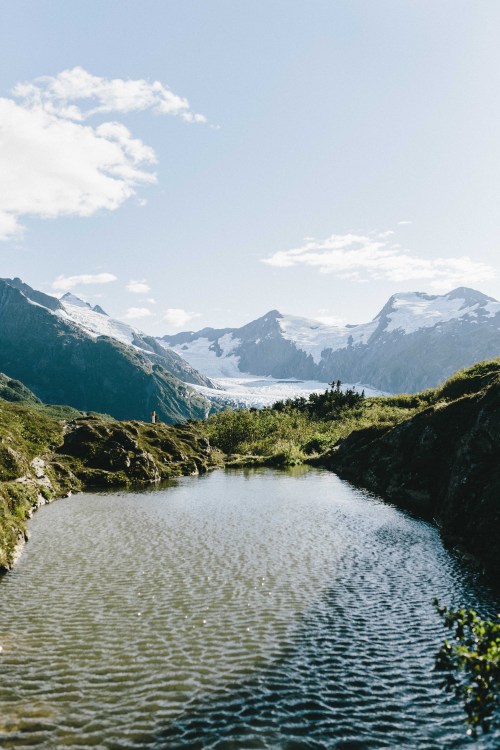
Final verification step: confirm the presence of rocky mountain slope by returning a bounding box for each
[5,277,213,389]
[161,288,500,393]
[0,278,213,423]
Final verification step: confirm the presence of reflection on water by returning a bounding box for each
[0,468,498,749]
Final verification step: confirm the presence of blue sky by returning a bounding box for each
[1,1,499,333]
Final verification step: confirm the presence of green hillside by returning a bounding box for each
[0,279,212,424]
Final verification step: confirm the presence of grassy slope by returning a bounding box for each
[205,359,500,465]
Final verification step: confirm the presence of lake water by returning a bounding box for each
[0,467,498,749]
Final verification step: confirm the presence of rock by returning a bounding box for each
[325,380,500,581]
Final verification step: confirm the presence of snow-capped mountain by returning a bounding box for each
[59,291,108,316]
[0,278,213,422]
[54,288,213,388]
[160,288,500,394]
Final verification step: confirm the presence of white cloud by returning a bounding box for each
[262,232,496,290]
[52,272,117,291]
[126,279,150,294]
[397,220,413,225]
[124,307,152,319]
[163,308,201,328]
[13,66,207,123]
[0,67,207,240]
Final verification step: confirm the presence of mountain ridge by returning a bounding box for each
[160,287,500,393]
[0,278,214,423]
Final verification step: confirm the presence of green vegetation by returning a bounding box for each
[206,360,500,466]
[2,357,500,576]
[434,600,500,735]
[0,398,67,569]
[206,382,426,465]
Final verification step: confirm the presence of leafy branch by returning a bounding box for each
[434,599,500,735]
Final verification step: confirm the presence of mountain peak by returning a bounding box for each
[374,287,498,323]
[92,304,108,316]
[446,287,497,304]
[1,277,63,312]
[61,292,108,315]
[61,292,91,308]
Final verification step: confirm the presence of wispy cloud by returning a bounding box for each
[0,67,207,241]
[124,307,152,320]
[52,272,117,291]
[163,308,201,328]
[13,66,207,123]
[262,232,496,291]
[126,279,150,294]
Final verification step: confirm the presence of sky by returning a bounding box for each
[1,0,500,334]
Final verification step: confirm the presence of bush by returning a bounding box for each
[434,599,500,735]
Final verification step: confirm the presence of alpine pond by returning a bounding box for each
[0,468,498,749]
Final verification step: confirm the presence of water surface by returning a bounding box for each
[0,467,498,749]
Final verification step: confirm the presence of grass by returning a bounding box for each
[205,358,500,465]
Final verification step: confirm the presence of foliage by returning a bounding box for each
[434,599,500,735]
[206,380,420,462]
[206,361,500,466]
[273,380,365,419]
[437,359,500,402]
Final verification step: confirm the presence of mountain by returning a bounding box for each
[5,277,213,389]
[160,288,500,393]
[60,291,108,316]
[0,278,213,423]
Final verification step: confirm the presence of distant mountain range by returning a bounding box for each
[0,278,214,423]
[2,278,500,412]
[161,287,500,393]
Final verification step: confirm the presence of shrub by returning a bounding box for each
[434,599,500,735]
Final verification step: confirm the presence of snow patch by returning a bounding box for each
[160,335,242,378]
[61,292,91,309]
[57,300,136,346]
[191,376,384,410]
[384,292,500,334]
[279,315,378,363]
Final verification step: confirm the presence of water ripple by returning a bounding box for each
[0,468,498,749]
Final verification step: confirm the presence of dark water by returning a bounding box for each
[0,467,498,749]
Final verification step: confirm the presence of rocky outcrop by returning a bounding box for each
[56,416,220,486]
[323,371,500,579]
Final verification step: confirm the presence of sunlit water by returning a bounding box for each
[0,467,498,749]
